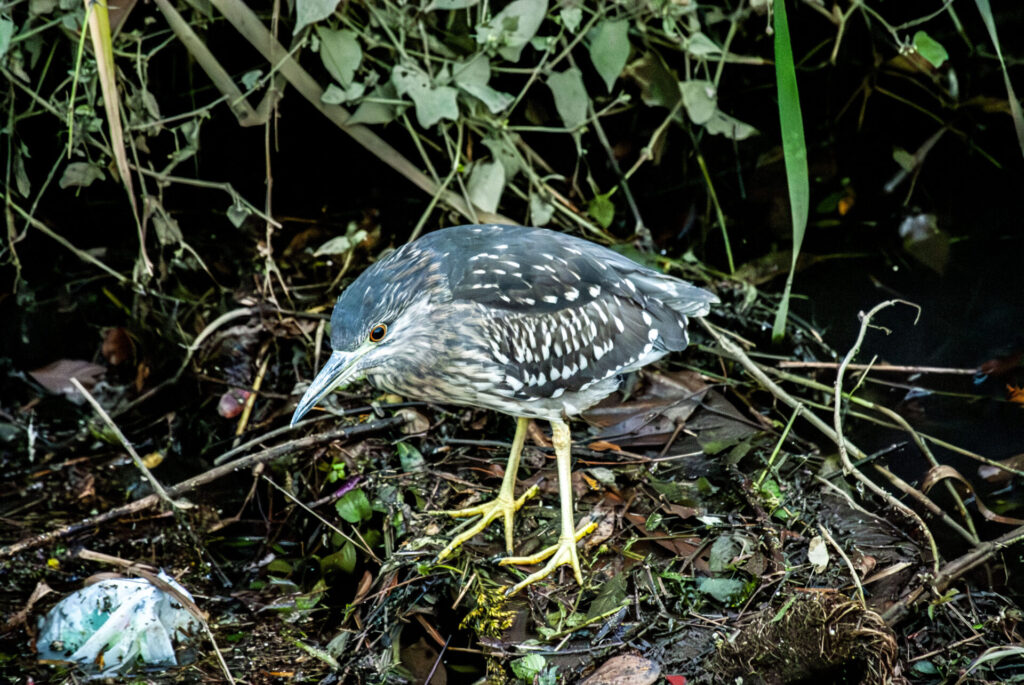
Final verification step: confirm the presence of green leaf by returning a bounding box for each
[645,511,663,531]
[466,160,506,213]
[680,80,716,125]
[892,147,916,172]
[912,30,948,69]
[547,67,589,130]
[0,16,15,60]
[426,0,479,9]
[59,162,106,188]
[314,225,367,256]
[911,660,939,675]
[623,51,680,109]
[226,200,251,228]
[454,56,514,113]
[587,191,615,228]
[560,6,582,33]
[586,573,627,619]
[704,110,758,140]
[317,28,361,87]
[335,488,372,523]
[697,577,747,604]
[321,543,357,574]
[770,0,809,341]
[396,442,425,472]
[475,0,547,63]
[588,20,630,93]
[481,136,522,179]
[392,65,459,128]
[348,83,403,126]
[685,32,722,58]
[294,0,341,34]
[511,654,546,680]
[530,193,555,226]
[321,82,365,105]
[708,535,741,572]
[267,558,293,574]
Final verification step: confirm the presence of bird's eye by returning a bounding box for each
[368,323,388,343]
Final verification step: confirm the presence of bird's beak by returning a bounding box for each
[290,349,365,425]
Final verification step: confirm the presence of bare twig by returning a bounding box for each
[700,318,941,574]
[832,300,978,545]
[0,418,405,560]
[882,524,1024,626]
[778,361,977,375]
[71,378,176,509]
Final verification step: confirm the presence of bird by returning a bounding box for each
[290,224,717,594]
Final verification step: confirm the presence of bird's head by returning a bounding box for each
[290,244,446,425]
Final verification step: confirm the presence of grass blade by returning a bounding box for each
[770,0,809,342]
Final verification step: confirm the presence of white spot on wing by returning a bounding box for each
[543,295,558,304]
[588,285,601,297]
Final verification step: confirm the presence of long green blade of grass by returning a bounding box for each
[974,0,1024,160]
[770,0,809,343]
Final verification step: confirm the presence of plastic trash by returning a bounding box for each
[36,571,200,677]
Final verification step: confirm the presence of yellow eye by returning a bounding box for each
[368,323,388,343]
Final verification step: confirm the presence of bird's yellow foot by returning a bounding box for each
[500,519,599,595]
[435,484,540,561]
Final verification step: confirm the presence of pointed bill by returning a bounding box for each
[290,350,362,425]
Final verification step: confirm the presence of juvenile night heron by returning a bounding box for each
[291,224,717,594]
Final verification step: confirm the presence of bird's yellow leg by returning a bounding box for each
[501,418,598,595]
[436,417,540,560]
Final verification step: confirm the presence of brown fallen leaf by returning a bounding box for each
[101,327,133,366]
[580,653,661,685]
[978,453,1024,484]
[398,636,446,685]
[28,359,106,401]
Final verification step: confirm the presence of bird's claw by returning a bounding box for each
[500,519,599,595]
[434,484,540,561]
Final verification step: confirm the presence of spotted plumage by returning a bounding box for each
[291,223,718,594]
[316,224,717,421]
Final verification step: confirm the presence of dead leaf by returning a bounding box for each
[134,362,150,392]
[977,349,1022,377]
[624,512,706,568]
[101,327,133,366]
[580,653,661,685]
[28,359,106,401]
[396,408,430,434]
[922,464,1024,525]
[587,440,623,452]
[978,453,1024,484]
[398,636,446,685]
[3,580,53,632]
[584,499,620,553]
